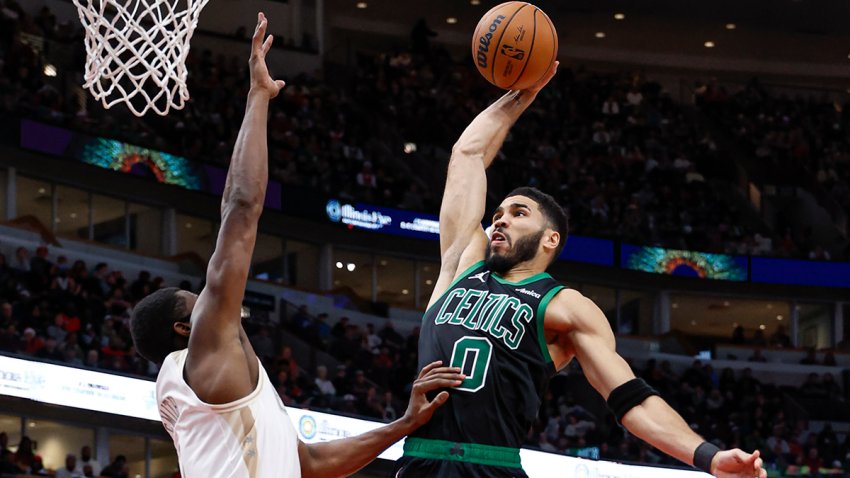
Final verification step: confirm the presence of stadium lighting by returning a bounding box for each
[704,41,716,48]
[470,0,481,4]
[759,324,766,330]
[43,64,57,77]
[335,262,343,269]
[404,142,417,154]
[402,289,409,295]
[614,13,625,20]
[777,315,784,321]
[725,23,737,30]
[346,263,356,271]
[595,32,606,38]
[425,279,433,285]
[356,2,367,8]
[446,17,458,24]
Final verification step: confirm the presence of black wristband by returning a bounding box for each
[693,442,720,474]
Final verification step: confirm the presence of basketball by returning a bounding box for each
[471,1,558,90]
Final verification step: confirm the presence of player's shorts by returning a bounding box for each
[393,438,528,478]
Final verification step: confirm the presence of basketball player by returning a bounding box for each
[395,61,768,478]
[129,14,464,477]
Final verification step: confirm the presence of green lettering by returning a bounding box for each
[504,303,533,349]
[448,289,486,325]
[434,289,465,325]
[459,290,488,330]
[477,294,507,332]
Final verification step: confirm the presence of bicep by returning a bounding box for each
[191,205,260,340]
[564,296,635,399]
[439,155,488,258]
[427,232,487,310]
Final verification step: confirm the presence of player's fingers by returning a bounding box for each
[417,360,444,379]
[262,35,274,55]
[421,366,463,378]
[253,13,267,47]
[426,391,450,410]
[417,372,465,383]
[413,377,464,394]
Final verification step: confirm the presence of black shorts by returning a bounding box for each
[393,456,528,478]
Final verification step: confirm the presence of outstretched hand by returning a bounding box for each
[523,60,559,95]
[711,449,767,478]
[402,361,465,429]
[249,12,286,98]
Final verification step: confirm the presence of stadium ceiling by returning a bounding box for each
[326,0,850,76]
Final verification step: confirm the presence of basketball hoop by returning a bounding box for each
[72,0,210,116]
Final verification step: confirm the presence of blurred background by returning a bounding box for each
[0,0,849,476]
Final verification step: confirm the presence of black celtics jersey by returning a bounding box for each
[412,260,565,450]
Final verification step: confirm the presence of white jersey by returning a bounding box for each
[156,349,301,478]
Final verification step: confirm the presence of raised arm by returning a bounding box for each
[297,362,464,478]
[185,13,285,397]
[546,289,766,478]
[430,62,559,307]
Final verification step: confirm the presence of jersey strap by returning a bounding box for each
[536,285,565,364]
[403,437,521,468]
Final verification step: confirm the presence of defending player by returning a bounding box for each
[129,13,464,478]
[395,61,768,478]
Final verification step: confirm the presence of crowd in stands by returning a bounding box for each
[0,434,130,477]
[0,236,848,475]
[696,79,850,261]
[4,2,847,259]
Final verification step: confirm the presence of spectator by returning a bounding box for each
[55,453,81,478]
[769,325,792,349]
[800,347,818,365]
[249,326,275,359]
[34,337,63,361]
[13,436,35,471]
[314,365,335,397]
[747,348,768,363]
[79,445,101,476]
[100,455,129,478]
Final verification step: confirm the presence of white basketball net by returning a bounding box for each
[72,0,210,116]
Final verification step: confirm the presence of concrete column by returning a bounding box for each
[318,243,333,291]
[144,437,151,478]
[95,427,109,466]
[162,208,177,256]
[654,290,671,335]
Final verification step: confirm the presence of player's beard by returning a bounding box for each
[485,229,544,275]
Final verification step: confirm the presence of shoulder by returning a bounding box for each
[544,288,606,333]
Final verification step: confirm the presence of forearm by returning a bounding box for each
[621,396,705,468]
[300,416,414,478]
[451,89,539,168]
[222,90,271,209]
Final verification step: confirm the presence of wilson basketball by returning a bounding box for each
[471,1,558,90]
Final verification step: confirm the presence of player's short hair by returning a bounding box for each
[130,287,188,365]
[506,186,569,262]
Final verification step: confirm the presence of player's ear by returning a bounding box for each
[543,229,560,253]
[173,321,191,337]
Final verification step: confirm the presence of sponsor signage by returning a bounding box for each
[0,356,708,477]
[325,199,440,240]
